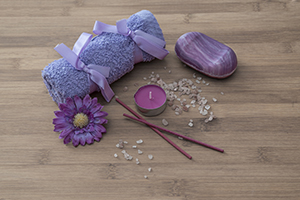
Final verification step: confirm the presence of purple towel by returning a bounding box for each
[42,10,168,104]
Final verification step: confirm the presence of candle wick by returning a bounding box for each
[149,91,152,100]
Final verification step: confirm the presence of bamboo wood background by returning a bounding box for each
[0,0,300,199]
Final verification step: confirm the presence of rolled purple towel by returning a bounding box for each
[42,10,168,104]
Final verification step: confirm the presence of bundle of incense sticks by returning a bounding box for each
[115,98,224,160]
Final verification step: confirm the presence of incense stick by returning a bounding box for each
[115,98,192,159]
[123,113,224,153]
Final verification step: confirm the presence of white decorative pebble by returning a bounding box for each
[148,167,152,172]
[136,158,140,165]
[123,141,128,144]
[132,145,137,149]
[205,105,211,110]
[114,153,118,158]
[221,92,224,95]
[212,98,218,102]
[188,122,194,127]
[178,137,183,140]
[144,175,148,179]
[162,119,169,126]
[201,109,208,116]
[148,154,154,160]
[136,139,143,144]
[138,149,143,155]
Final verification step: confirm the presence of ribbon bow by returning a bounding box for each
[93,19,169,60]
[54,32,115,102]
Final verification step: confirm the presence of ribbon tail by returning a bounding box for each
[72,32,93,56]
[135,30,166,48]
[133,36,169,60]
[89,69,114,102]
[93,21,118,35]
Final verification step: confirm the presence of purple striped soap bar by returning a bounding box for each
[175,32,237,79]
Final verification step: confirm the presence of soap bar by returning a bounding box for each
[175,32,237,79]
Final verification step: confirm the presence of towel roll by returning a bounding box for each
[42,10,168,104]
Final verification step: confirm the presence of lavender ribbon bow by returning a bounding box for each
[93,19,169,60]
[54,32,115,102]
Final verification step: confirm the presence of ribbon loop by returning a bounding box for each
[93,19,169,60]
[54,33,115,102]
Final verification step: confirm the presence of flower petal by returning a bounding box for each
[94,124,106,134]
[59,103,75,117]
[83,94,92,108]
[88,98,98,109]
[93,111,108,118]
[94,118,108,124]
[63,132,74,144]
[53,117,66,126]
[85,132,94,144]
[72,135,80,147]
[54,121,71,132]
[90,104,103,114]
[79,136,86,146]
[65,97,76,110]
[54,111,65,118]
[92,130,103,138]
[59,127,74,139]
[73,95,83,111]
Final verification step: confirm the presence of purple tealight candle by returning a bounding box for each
[134,84,167,116]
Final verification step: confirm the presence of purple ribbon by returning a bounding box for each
[54,32,115,102]
[93,19,169,60]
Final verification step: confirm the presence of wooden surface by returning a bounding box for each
[1,0,300,199]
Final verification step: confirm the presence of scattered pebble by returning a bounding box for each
[148,154,154,160]
[148,167,152,172]
[144,175,148,179]
[178,137,183,140]
[212,98,217,102]
[205,112,216,123]
[121,150,133,161]
[138,149,143,155]
[123,86,128,92]
[162,119,169,126]
[132,145,137,149]
[136,139,143,144]
[205,105,211,110]
[221,92,224,95]
[114,153,118,158]
[136,158,140,165]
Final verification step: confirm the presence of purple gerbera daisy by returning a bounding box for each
[53,94,108,147]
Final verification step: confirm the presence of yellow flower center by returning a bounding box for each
[73,113,89,128]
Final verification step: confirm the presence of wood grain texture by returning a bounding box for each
[0,0,300,199]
